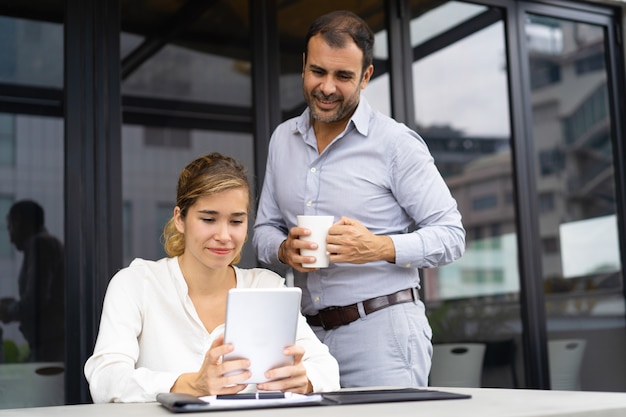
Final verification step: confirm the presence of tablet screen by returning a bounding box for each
[223,287,302,384]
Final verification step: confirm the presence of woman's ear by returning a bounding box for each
[173,207,185,234]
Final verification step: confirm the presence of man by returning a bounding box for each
[253,10,465,387]
[1,200,65,361]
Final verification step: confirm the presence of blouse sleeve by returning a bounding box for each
[83,267,180,403]
[295,314,341,392]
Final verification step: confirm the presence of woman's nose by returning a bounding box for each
[214,222,231,241]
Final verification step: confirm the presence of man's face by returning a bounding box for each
[302,34,373,125]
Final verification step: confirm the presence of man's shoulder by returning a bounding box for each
[31,232,64,255]
[367,113,425,147]
[273,110,309,137]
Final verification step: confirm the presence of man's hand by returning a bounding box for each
[326,216,395,264]
[279,227,324,272]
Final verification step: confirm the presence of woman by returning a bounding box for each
[84,153,340,403]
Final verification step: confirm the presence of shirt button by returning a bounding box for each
[405,263,412,268]
[311,167,317,173]
[314,297,320,302]
[306,201,313,206]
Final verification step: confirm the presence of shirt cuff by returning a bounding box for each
[389,233,422,268]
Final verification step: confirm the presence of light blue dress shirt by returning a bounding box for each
[253,96,465,315]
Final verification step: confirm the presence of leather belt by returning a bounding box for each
[306,288,418,330]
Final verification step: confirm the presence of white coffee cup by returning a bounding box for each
[297,215,334,268]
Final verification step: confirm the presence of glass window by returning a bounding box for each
[525,14,625,392]
[0,17,63,88]
[120,1,256,268]
[0,11,65,409]
[0,196,13,257]
[0,116,65,409]
[121,35,252,106]
[122,201,133,260]
[121,126,256,267]
[414,4,514,296]
[0,114,15,166]
[411,1,521,389]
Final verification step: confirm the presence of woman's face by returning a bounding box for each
[175,187,249,271]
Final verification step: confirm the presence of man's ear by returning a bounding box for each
[360,64,374,89]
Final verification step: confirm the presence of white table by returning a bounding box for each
[1,387,626,416]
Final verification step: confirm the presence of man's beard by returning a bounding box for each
[306,89,357,124]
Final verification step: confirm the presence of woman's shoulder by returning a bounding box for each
[108,257,174,289]
[233,267,286,288]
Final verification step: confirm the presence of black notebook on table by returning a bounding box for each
[157,387,471,413]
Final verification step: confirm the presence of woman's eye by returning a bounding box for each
[202,218,215,223]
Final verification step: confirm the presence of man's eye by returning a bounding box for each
[338,74,352,81]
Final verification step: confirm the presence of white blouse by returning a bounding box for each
[84,257,340,403]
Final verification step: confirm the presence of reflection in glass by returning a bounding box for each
[413,23,510,138]
[120,2,255,267]
[410,1,487,46]
[0,17,63,88]
[362,29,392,116]
[121,126,256,268]
[0,115,65,408]
[410,1,520,389]
[121,33,252,106]
[526,15,625,392]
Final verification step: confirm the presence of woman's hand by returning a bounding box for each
[170,334,252,396]
[256,345,313,394]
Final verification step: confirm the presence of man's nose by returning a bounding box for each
[319,75,337,95]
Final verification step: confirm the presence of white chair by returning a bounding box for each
[429,343,486,387]
[548,339,586,390]
[0,362,64,408]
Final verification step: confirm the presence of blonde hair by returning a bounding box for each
[162,152,250,265]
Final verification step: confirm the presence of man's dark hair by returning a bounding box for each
[304,10,375,76]
[8,200,45,231]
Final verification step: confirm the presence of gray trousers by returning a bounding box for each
[312,299,433,388]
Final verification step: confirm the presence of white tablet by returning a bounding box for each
[223,287,302,384]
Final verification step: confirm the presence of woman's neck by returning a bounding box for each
[177,255,235,295]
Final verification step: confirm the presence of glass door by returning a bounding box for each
[0,16,65,408]
[409,1,522,389]
[520,4,626,392]
[411,0,626,391]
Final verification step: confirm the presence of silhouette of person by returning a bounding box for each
[0,200,65,362]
